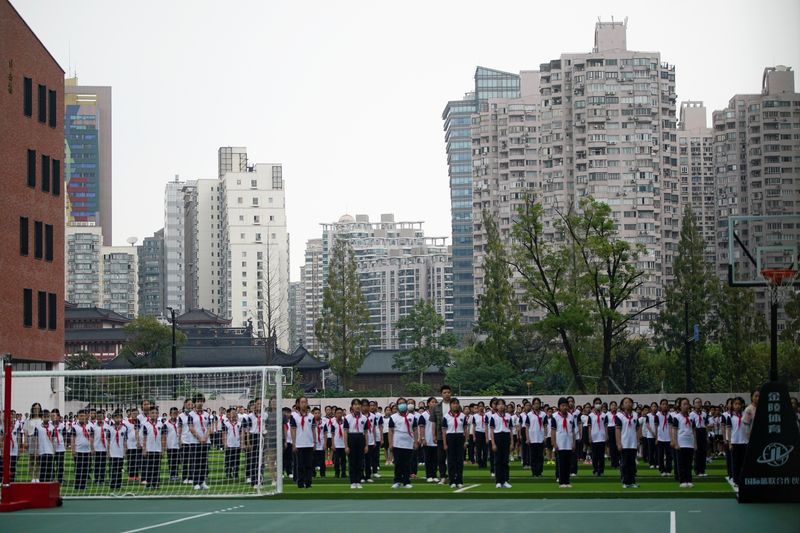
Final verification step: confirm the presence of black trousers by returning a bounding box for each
[295,447,314,488]
[314,449,326,477]
[657,440,673,473]
[591,441,606,475]
[224,447,241,478]
[144,452,161,488]
[678,447,693,484]
[725,445,733,478]
[282,444,293,477]
[39,454,54,482]
[363,444,375,479]
[620,448,637,485]
[189,443,208,484]
[646,437,658,466]
[570,446,579,474]
[54,451,65,483]
[488,437,495,474]
[437,439,448,479]
[181,446,191,481]
[424,445,438,478]
[731,443,747,486]
[370,442,379,474]
[393,447,412,485]
[607,428,620,467]
[93,451,106,483]
[74,452,91,489]
[468,434,476,463]
[475,432,487,468]
[493,433,510,484]
[108,456,124,489]
[529,442,544,476]
[556,449,572,485]
[446,434,465,485]
[694,428,708,475]
[167,448,180,479]
[347,434,365,484]
[127,448,141,478]
[410,447,419,475]
[333,447,347,477]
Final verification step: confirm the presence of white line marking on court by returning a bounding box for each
[41,510,674,517]
[670,511,676,533]
[454,484,479,493]
[725,476,739,493]
[119,510,218,533]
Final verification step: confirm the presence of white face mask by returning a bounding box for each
[594,404,601,410]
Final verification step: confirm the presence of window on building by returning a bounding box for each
[51,159,60,196]
[37,84,46,123]
[34,221,43,259]
[272,166,283,189]
[253,215,260,224]
[45,224,53,261]
[20,217,29,256]
[48,90,57,128]
[41,155,50,193]
[252,197,259,206]
[37,291,47,329]
[47,293,57,330]
[250,179,258,188]
[23,289,33,327]
[27,149,36,188]
[23,77,32,116]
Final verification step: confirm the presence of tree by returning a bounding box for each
[560,197,659,394]
[315,236,371,391]
[716,284,768,391]
[782,290,800,344]
[445,346,524,396]
[509,195,591,393]
[475,211,519,364]
[119,316,186,369]
[653,206,719,391]
[66,350,102,370]
[258,231,287,345]
[394,299,456,386]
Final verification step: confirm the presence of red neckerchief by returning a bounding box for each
[195,411,205,433]
[80,423,90,440]
[595,412,603,429]
[449,412,458,432]
[316,422,322,442]
[115,425,123,446]
[148,419,158,440]
[337,420,343,438]
[169,420,178,436]
[54,423,61,444]
[99,423,106,447]
[256,415,261,433]
[44,423,53,441]
[683,413,691,427]
[624,411,633,426]
[354,413,361,430]
[229,421,237,438]
[501,414,509,430]
[735,413,742,430]
[661,412,668,429]
[300,412,307,431]
[561,413,567,430]
[402,413,412,436]
[533,411,541,430]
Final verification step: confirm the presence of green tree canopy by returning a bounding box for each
[120,316,186,369]
[394,299,456,385]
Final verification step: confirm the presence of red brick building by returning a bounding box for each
[0,0,65,367]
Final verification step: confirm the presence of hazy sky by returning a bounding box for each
[12,0,800,281]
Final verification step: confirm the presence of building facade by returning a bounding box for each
[183,178,223,316]
[0,0,65,365]
[65,226,103,308]
[301,238,323,354]
[137,228,165,317]
[99,245,138,318]
[164,177,186,314]
[64,77,112,245]
[288,281,304,351]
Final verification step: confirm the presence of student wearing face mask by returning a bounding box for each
[406,399,419,479]
[389,398,418,489]
[588,398,607,477]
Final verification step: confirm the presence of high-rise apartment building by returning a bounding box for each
[64,77,112,245]
[288,281,304,351]
[713,66,800,317]
[138,228,165,317]
[164,177,186,314]
[677,101,716,264]
[65,226,103,308]
[301,238,323,354]
[184,179,224,316]
[313,214,453,351]
[443,67,522,341]
[219,148,289,349]
[100,245,138,318]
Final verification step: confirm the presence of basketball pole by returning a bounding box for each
[769,299,778,382]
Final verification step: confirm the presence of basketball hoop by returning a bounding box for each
[761,268,799,305]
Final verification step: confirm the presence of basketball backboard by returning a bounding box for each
[727,214,800,288]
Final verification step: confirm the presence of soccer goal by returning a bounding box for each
[0,365,286,499]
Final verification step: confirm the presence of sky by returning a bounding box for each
[11,0,800,281]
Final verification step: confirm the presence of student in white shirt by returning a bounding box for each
[441,398,468,488]
[646,402,659,468]
[367,400,382,480]
[343,399,369,489]
[472,401,488,469]
[290,396,316,489]
[382,406,392,465]
[727,396,748,488]
[107,411,128,490]
[50,409,66,484]
[522,397,547,477]
[389,397,419,489]
[330,407,347,478]
[92,416,108,484]
[177,398,193,484]
[222,407,241,480]
[70,409,94,490]
[312,407,327,478]
[33,409,56,483]
[0,413,21,482]
[655,398,673,476]
[605,400,620,468]
[552,397,576,488]
[671,398,696,488]
[162,407,181,482]
[615,397,641,488]
[690,398,709,477]
[488,398,512,489]
[588,397,607,477]
[124,408,140,482]
[141,406,165,489]
[421,397,439,482]
[23,402,44,483]
[187,395,211,490]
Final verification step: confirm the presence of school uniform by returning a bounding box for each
[241,412,261,483]
[389,412,418,486]
[282,415,294,479]
[488,412,512,485]
[690,410,709,475]
[186,410,211,487]
[605,410,620,468]
[616,411,640,486]
[163,418,181,480]
[367,412,382,479]
[124,417,141,480]
[644,413,658,467]
[672,412,695,485]
[472,412,488,469]
[588,410,607,476]
[0,420,20,482]
[51,421,66,483]
[92,421,108,483]
[343,413,368,485]
[140,419,163,488]
[552,412,576,486]
[441,411,466,485]
[655,411,673,474]
[314,420,327,477]
[71,422,94,490]
[466,413,476,464]
[177,411,192,482]
[522,410,546,477]
[728,412,748,487]
[107,423,128,489]
[571,408,583,473]
[290,411,316,488]
[330,418,347,478]
[420,411,438,479]
[409,411,421,476]
[33,423,56,482]
[222,418,241,479]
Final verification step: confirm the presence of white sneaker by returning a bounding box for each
[496,483,502,488]
[366,478,374,483]
[687,482,694,488]
[360,479,365,483]
[437,479,446,485]
[559,484,568,488]
[391,482,402,489]
[193,484,201,490]
[503,482,512,488]
[450,483,457,489]
[351,483,357,489]
[183,479,192,484]
[433,477,440,483]
[201,482,209,490]
[403,484,412,489]
[426,477,434,483]
[356,483,363,489]
[373,473,381,478]
[680,483,688,488]
[245,478,251,484]
[661,472,668,477]
[457,484,464,489]
[491,473,495,477]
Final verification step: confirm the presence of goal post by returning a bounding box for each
[1,365,286,499]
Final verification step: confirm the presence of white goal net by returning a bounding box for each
[0,365,286,498]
